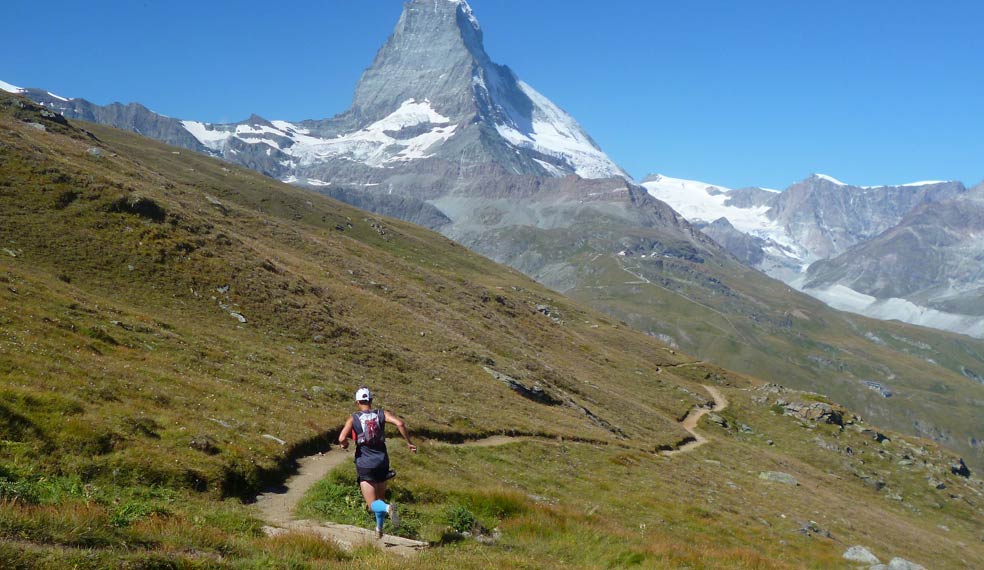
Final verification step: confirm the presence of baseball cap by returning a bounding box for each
[355,387,372,402]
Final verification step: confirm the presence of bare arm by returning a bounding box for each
[384,409,417,453]
[338,416,354,450]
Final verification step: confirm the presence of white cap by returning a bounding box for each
[355,387,372,402]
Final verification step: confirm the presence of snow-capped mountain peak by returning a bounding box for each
[813,173,847,185]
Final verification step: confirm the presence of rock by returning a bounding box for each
[262,434,286,446]
[739,423,754,433]
[758,471,798,485]
[927,477,946,490]
[862,380,893,398]
[190,435,220,455]
[951,458,971,477]
[860,428,890,443]
[886,558,926,570]
[230,312,247,323]
[861,476,886,492]
[217,284,230,294]
[27,122,46,131]
[843,546,880,564]
[87,147,103,157]
[706,413,728,427]
[799,520,832,538]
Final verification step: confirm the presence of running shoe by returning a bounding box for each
[389,503,401,530]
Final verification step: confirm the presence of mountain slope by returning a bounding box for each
[804,183,984,337]
[2,91,982,570]
[6,1,984,471]
[770,174,967,262]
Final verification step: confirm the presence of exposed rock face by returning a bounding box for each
[22,88,209,153]
[699,217,766,267]
[803,183,984,337]
[724,187,779,209]
[768,175,967,262]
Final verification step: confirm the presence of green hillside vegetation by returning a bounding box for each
[566,245,984,470]
[1,92,982,568]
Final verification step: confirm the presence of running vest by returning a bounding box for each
[352,409,387,469]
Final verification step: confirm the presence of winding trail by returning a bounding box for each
[661,385,729,456]
[252,385,729,555]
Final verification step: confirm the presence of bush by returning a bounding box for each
[445,504,477,533]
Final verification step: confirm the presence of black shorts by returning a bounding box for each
[357,465,396,483]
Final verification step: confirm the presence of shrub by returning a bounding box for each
[445,504,477,533]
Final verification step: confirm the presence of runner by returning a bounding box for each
[338,386,417,538]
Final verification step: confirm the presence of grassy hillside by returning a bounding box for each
[566,248,984,471]
[1,92,982,568]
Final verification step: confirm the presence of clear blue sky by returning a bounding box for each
[2,0,981,189]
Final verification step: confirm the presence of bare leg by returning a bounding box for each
[359,480,385,509]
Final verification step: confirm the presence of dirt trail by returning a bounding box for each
[253,448,430,557]
[661,385,729,457]
[253,385,728,555]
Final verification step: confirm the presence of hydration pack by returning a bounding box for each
[352,409,386,449]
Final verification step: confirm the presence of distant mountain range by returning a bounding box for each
[4,0,983,467]
[641,172,983,338]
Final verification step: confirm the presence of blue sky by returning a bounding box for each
[2,0,981,189]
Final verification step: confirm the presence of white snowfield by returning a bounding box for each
[803,284,984,339]
[815,173,847,185]
[814,173,953,189]
[494,80,628,180]
[181,99,459,168]
[642,173,963,274]
[180,84,626,181]
[0,80,24,94]
[641,174,806,263]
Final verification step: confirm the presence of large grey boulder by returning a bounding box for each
[843,545,880,564]
[758,471,798,485]
[873,558,926,570]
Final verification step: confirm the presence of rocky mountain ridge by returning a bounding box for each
[642,172,982,338]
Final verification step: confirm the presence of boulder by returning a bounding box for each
[843,545,880,564]
[951,458,971,477]
[706,413,728,427]
[887,558,926,570]
[758,471,798,485]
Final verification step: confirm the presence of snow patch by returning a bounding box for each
[285,99,457,167]
[642,174,803,257]
[861,180,952,189]
[814,173,847,185]
[0,80,23,94]
[803,284,984,339]
[181,121,233,151]
[494,80,627,180]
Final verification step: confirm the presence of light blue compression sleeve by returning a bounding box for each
[371,499,389,528]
